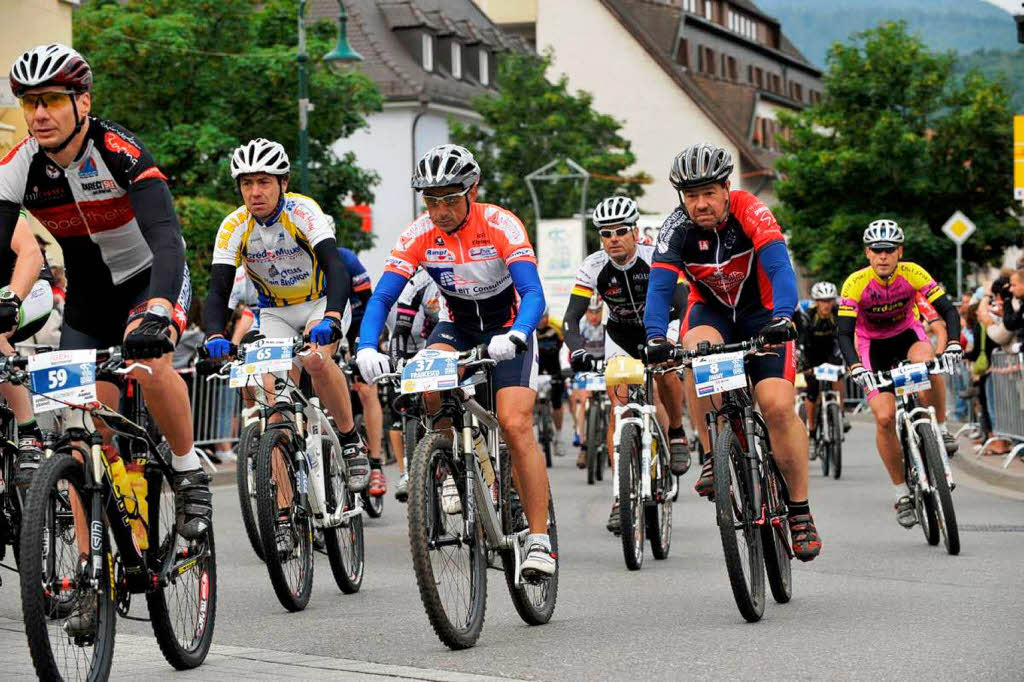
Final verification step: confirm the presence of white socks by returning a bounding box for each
[172,447,202,472]
[894,483,910,500]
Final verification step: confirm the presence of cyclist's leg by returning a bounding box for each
[679,303,730,453]
[805,375,820,435]
[862,331,911,483]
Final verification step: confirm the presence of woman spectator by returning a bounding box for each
[967,297,1008,454]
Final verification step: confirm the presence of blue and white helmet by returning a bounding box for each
[863,219,904,249]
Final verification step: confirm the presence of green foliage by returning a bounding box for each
[175,196,236,302]
[775,21,1020,290]
[74,0,382,251]
[450,52,649,249]
[956,48,1024,114]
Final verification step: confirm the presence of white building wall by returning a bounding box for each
[536,0,742,215]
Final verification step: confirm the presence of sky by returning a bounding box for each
[984,0,1021,12]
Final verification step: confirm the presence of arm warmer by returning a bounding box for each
[509,260,545,337]
[129,179,186,302]
[759,241,797,319]
[202,263,237,336]
[357,271,408,351]
[561,293,590,354]
[0,201,19,256]
[838,316,860,366]
[644,267,679,340]
[313,239,350,315]
[932,292,961,341]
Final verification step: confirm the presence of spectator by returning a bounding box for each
[964,300,1007,453]
[1001,268,1024,343]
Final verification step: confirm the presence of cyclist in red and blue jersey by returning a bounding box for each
[644,143,820,561]
[355,144,555,579]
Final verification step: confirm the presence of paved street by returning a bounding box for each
[1,417,1023,681]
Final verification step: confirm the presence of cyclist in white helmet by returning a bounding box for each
[798,281,849,442]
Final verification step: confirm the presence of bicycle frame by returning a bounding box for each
[610,369,677,503]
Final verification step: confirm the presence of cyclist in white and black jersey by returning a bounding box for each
[563,196,690,533]
[569,295,605,464]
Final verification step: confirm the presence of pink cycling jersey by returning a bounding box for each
[838,262,944,340]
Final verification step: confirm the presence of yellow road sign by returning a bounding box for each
[941,210,975,245]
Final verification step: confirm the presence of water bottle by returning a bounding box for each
[126,463,149,550]
[472,428,495,487]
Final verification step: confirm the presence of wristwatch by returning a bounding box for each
[147,304,171,321]
[0,289,21,306]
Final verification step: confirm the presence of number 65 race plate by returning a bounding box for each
[230,338,295,388]
[28,349,97,413]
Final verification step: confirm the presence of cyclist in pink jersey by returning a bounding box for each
[838,220,961,528]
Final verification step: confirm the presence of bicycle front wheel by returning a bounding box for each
[147,466,217,669]
[255,429,314,612]
[918,425,960,555]
[618,425,645,571]
[20,451,117,681]
[828,403,842,480]
[646,434,673,561]
[236,422,264,561]
[818,406,830,477]
[408,432,486,649]
[713,425,765,622]
[324,437,364,593]
[585,402,601,485]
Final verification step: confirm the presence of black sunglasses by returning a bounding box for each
[868,246,898,254]
[599,227,632,239]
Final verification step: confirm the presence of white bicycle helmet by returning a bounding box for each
[810,281,838,300]
[669,143,734,190]
[10,43,92,97]
[587,294,603,311]
[863,219,904,248]
[411,144,480,191]
[231,138,290,178]
[592,196,639,228]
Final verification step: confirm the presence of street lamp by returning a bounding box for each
[297,0,363,195]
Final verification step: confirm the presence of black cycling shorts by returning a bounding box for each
[684,302,796,386]
[862,327,926,397]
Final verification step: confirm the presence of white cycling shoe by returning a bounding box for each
[520,533,556,579]
[441,474,462,514]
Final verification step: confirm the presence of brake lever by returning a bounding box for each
[116,362,154,376]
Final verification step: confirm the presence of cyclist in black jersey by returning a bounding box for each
[798,282,848,441]
[536,308,566,457]
[563,196,689,532]
[0,44,211,540]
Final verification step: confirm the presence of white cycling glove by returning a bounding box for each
[487,330,527,362]
[941,341,963,365]
[356,347,391,383]
[850,365,875,392]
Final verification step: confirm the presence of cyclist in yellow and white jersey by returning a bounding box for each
[201,138,369,493]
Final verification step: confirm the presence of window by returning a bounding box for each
[704,0,713,22]
[769,73,781,93]
[421,33,433,72]
[790,81,802,101]
[451,42,462,80]
[705,47,716,75]
[752,66,763,88]
[810,89,821,104]
[675,39,689,67]
[479,50,490,86]
[726,55,737,81]
[681,0,697,11]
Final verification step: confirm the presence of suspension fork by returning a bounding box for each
[742,405,764,521]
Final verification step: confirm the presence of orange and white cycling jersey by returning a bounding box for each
[384,202,537,332]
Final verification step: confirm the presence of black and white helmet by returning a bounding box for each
[411,144,480,191]
[669,143,734,190]
[863,219,904,248]
[591,196,639,228]
[810,281,838,300]
[10,43,92,98]
[230,138,290,178]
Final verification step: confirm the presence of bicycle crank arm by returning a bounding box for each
[317,501,365,529]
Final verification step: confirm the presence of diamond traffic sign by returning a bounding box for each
[941,211,975,245]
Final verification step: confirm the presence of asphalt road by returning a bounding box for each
[2,417,1023,680]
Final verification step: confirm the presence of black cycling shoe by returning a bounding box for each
[942,431,958,457]
[172,468,212,540]
[341,440,370,492]
[694,459,715,500]
[14,438,43,489]
[669,437,691,475]
[606,501,621,535]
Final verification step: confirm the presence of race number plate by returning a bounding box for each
[401,349,459,394]
[229,338,295,388]
[573,373,606,392]
[813,363,842,382]
[28,349,97,413]
[891,362,931,396]
[692,351,747,397]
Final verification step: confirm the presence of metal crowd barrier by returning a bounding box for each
[944,359,982,441]
[187,365,242,449]
[981,349,1024,468]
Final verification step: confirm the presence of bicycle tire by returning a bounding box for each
[585,401,600,485]
[918,425,960,555]
[618,425,645,570]
[761,458,792,604]
[712,425,765,622]
[20,452,117,681]
[146,467,217,669]
[407,432,486,649]
[646,433,673,561]
[236,422,264,561]
[362,488,384,519]
[595,410,607,482]
[906,430,940,546]
[323,437,365,593]
[829,403,842,480]
[500,443,558,625]
[818,404,830,477]
[254,429,314,612]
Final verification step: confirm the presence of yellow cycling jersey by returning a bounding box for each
[839,261,943,340]
[212,193,334,307]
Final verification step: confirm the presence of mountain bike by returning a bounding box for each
[865,359,959,555]
[674,338,793,622]
[575,363,608,484]
[7,347,216,679]
[377,346,558,649]
[223,336,366,611]
[809,363,845,479]
[607,356,678,570]
[0,400,27,583]
[534,374,556,468]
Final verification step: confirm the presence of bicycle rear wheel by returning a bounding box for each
[408,432,486,649]
[147,466,217,669]
[324,437,364,593]
[236,422,264,561]
[712,425,765,622]
[828,403,842,480]
[618,425,645,570]
[585,402,600,485]
[20,451,117,681]
[645,434,673,561]
[918,425,960,555]
[255,429,314,612]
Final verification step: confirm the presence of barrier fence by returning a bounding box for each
[187,366,242,449]
[982,349,1024,468]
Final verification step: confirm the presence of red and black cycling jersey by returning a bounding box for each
[0,116,186,327]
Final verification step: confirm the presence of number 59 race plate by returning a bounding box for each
[28,349,97,413]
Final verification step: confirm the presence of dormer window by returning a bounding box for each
[452,42,462,80]
[422,33,434,72]
[479,49,490,86]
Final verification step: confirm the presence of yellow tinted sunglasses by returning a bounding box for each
[20,91,76,114]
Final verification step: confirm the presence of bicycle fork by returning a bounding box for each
[303,398,363,529]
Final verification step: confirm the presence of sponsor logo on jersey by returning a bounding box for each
[385,256,415,276]
[45,164,61,179]
[425,248,455,262]
[491,212,526,243]
[468,246,497,260]
[268,264,280,277]
[698,240,709,251]
[104,132,141,161]
[507,247,534,261]
[78,156,98,178]
[135,167,167,183]
[80,179,117,193]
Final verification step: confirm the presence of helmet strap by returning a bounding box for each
[40,94,87,155]
[254,195,286,226]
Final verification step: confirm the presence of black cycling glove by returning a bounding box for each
[570,349,595,372]
[0,293,21,334]
[124,312,175,360]
[644,337,674,365]
[758,317,797,346]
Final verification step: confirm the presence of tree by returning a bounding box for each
[74,0,383,298]
[775,21,1019,290]
[450,52,649,247]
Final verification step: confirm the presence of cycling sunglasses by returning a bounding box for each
[422,186,472,208]
[867,245,898,254]
[20,90,76,114]
[598,226,632,239]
